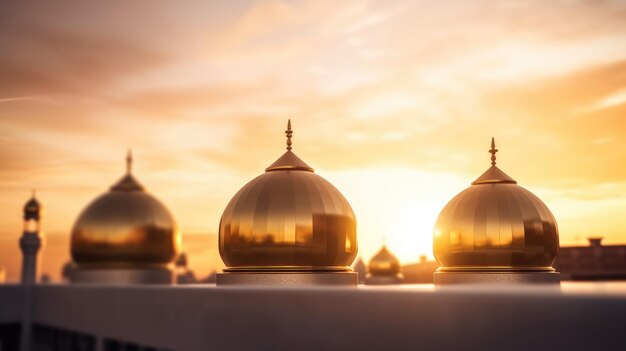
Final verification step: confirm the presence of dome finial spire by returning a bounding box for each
[126,148,133,174]
[285,119,293,151]
[489,137,498,166]
[31,188,36,198]
[265,119,314,172]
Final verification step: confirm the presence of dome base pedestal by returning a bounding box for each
[365,274,404,285]
[217,271,357,286]
[70,266,174,285]
[434,270,560,285]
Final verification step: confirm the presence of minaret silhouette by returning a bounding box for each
[20,190,43,284]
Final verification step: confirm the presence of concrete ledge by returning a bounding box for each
[365,274,404,285]
[434,271,561,285]
[217,272,357,286]
[70,267,173,285]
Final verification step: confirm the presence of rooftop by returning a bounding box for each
[1,282,625,350]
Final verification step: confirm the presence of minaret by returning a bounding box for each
[20,190,43,284]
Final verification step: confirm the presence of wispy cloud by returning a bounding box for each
[0,96,41,103]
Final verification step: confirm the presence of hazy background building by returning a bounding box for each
[555,238,626,281]
[365,245,403,285]
[402,256,440,284]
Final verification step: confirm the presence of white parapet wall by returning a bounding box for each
[0,283,625,351]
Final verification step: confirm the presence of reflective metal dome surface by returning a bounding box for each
[71,151,180,266]
[433,138,559,272]
[368,245,401,276]
[219,120,357,272]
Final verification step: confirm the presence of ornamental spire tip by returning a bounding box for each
[126,148,133,174]
[489,137,498,166]
[285,119,293,151]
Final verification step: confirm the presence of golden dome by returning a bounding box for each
[368,245,401,276]
[433,138,559,272]
[219,120,357,272]
[71,151,180,266]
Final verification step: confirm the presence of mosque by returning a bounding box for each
[433,138,560,284]
[12,121,560,287]
[365,245,404,285]
[217,120,358,285]
[7,121,626,351]
[67,150,180,284]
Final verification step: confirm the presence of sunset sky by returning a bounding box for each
[1,0,626,282]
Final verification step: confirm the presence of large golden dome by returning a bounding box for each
[433,138,559,272]
[219,120,357,272]
[71,151,180,266]
[368,246,401,276]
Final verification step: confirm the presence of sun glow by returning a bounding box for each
[324,167,467,264]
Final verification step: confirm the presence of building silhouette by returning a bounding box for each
[19,191,43,285]
[555,237,626,280]
[365,245,403,285]
[352,258,367,284]
[402,256,439,284]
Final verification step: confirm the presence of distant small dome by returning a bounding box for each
[23,191,42,220]
[433,138,559,272]
[71,151,180,266]
[368,246,401,276]
[353,257,366,272]
[175,252,188,268]
[219,120,357,271]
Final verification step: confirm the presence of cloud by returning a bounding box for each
[0,0,625,254]
[482,60,626,185]
[0,27,168,98]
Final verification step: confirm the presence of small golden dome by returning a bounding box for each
[433,138,559,272]
[219,120,357,272]
[71,151,180,266]
[368,246,401,276]
[23,190,42,221]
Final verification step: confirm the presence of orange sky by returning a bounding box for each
[1,1,626,282]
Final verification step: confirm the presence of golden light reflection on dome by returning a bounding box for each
[71,150,180,266]
[433,138,559,272]
[219,120,358,272]
[368,245,401,276]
